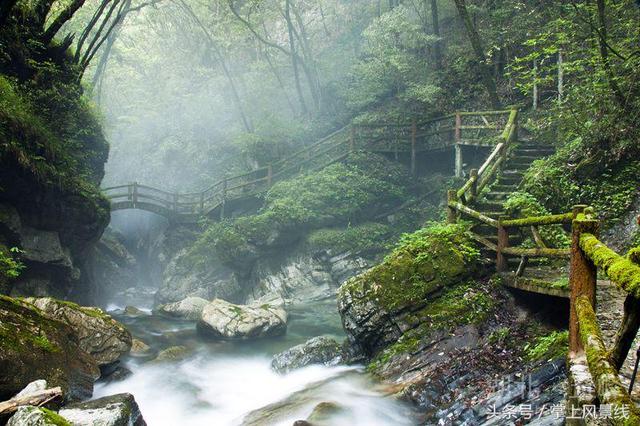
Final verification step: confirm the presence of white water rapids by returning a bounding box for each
[97,296,414,426]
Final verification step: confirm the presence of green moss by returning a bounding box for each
[502,192,570,249]
[523,330,568,362]
[575,296,640,424]
[340,222,480,311]
[368,279,495,371]
[579,233,640,298]
[306,222,392,255]
[0,296,61,353]
[40,408,72,426]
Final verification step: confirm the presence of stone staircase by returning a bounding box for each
[469,140,569,295]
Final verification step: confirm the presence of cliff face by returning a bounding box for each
[0,11,110,301]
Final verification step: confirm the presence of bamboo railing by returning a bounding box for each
[567,211,640,424]
[104,110,513,221]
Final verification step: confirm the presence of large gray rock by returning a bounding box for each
[24,297,132,367]
[156,249,243,305]
[20,228,72,268]
[197,299,287,339]
[7,406,70,426]
[271,336,342,374]
[59,393,146,426]
[155,296,208,320]
[0,296,99,402]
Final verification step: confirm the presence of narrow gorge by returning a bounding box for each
[1,1,640,426]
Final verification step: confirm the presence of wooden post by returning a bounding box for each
[533,58,538,110]
[569,213,600,354]
[199,192,204,214]
[127,183,133,201]
[496,216,509,272]
[447,190,458,224]
[469,168,478,199]
[220,178,227,220]
[410,120,417,175]
[267,164,273,187]
[132,182,138,205]
[454,112,461,143]
[557,49,564,103]
[454,144,463,177]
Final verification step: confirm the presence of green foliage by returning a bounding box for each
[183,153,411,267]
[522,146,640,227]
[503,191,569,248]
[306,222,392,255]
[0,246,24,280]
[340,222,480,311]
[524,330,568,362]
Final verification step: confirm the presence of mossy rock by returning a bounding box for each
[0,295,99,402]
[337,223,480,357]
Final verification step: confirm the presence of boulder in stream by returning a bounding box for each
[197,299,287,339]
[0,296,99,402]
[271,336,342,373]
[7,406,71,426]
[155,296,208,320]
[59,393,146,426]
[24,297,132,367]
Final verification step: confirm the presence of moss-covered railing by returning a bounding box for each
[568,212,640,424]
[446,108,576,276]
[103,109,514,221]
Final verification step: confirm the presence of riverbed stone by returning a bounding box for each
[59,393,146,426]
[271,336,342,373]
[7,406,71,426]
[130,338,151,356]
[0,295,99,402]
[24,297,132,367]
[153,346,189,362]
[197,299,287,339]
[155,296,208,320]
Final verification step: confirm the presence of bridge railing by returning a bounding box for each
[567,211,640,423]
[104,109,515,219]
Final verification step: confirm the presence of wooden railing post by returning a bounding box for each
[454,144,463,178]
[469,168,478,199]
[132,182,138,205]
[199,192,204,214]
[496,216,509,272]
[410,119,417,176]
[454,112,461,143]
[267,164,273,187]
[569,208,600,354]
[447,190,458,224]
[220,178,228,220]
[127,183,133,201]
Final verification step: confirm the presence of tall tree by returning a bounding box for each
[452,0,501,108]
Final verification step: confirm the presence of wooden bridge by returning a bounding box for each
[445,111,640,421]
[102,110,513,222]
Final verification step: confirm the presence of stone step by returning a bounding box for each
[491,184,518,192]
[485,191,511,200]
[476,200,504,211]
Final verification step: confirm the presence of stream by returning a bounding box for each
[96,288,414,426]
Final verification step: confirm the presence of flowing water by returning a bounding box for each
[96,290,414,426]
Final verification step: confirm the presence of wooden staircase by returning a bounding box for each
[466,139,571,297]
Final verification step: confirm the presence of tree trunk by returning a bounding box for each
[179,0,253,132]
[430,0,442,69]
[285,0,308,116]
[452,0,501,109]
[610,295,640,371]
[595,0,626,109]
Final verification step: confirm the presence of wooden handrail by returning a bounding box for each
[105,109,513,220]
